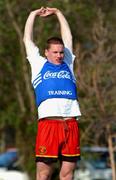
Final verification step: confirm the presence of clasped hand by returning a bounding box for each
[36,7,58,17]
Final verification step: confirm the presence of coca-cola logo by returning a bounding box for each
[43,71,71,80]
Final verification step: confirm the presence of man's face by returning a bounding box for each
[45,44,64,64]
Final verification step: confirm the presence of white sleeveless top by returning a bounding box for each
[26,42,81,119]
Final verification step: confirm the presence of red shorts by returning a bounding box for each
[35,118,80,163]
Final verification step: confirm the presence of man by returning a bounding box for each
[23,7,81,180]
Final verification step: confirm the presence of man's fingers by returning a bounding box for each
[38,7,57,17]
[39,9,53,17]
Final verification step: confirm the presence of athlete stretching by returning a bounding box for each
[23,7,81,180]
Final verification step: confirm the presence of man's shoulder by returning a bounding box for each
[64,47,75,65]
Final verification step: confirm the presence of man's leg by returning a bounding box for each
[59,161,76,180]
[36,162,53,180]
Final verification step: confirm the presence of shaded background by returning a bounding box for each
[0,0,116,179]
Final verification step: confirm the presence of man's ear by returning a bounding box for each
[45,49,48,57]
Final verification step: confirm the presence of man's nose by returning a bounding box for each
[57,53,61,57]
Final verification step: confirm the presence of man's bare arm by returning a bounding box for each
[23,7,45,47]
[41,7,73,51]
[55,9,73,51]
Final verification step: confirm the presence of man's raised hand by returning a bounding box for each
[40,7,58,17]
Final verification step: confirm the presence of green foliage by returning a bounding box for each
[0,0,116,179]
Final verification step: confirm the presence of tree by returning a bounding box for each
[0,1,116,179]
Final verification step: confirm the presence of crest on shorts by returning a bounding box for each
[38,146,47,155]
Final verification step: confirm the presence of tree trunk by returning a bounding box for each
[107,125,116,180]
